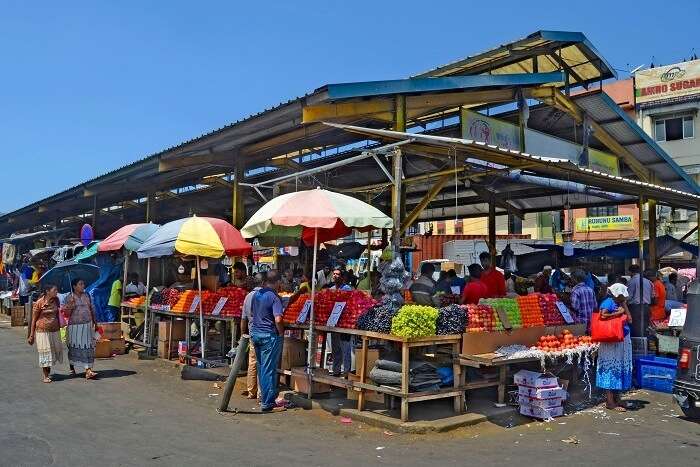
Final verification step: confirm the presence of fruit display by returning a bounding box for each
[336,291,376,328]
[171,290,199,313]
[216,286,248,318]
[150,288,181,309]
[517,294,544,327]
[466,304,496,332]
[539,293,564,326]
[480,298,522,330]
[436,304,467,335]
[356,300,398,334]
[123,296,146,307]
[283,294,310,323]
[391,304,438,338]
[531,329,594,353]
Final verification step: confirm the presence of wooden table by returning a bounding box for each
[286,324,464,422]
[457,353,539,405]
[149,308,241,362]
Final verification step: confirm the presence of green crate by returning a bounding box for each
[657,334,679,354]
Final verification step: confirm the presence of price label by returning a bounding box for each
[668,308,687,328]
[188,295,201,314]
[211,297,228,316]
[450,286,461,295]
[556,301,575,324]
[326,302,346,327]
[296,300,312,324]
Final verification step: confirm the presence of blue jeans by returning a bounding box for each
[331,333,352,374]
[251,332,283,410]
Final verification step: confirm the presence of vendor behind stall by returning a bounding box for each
[462,264,488,305]
[534,266,553,293]
[124,273,146,296]
[479,252,505,298]
[231,262,253,290]
[409,262,436,305]
[328,269,353,377]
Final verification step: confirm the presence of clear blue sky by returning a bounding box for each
[1,1,698,214]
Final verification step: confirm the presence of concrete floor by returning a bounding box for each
[2,319,699,467]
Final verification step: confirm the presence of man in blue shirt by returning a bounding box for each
[241,271,285,412]
[328,268,352,376]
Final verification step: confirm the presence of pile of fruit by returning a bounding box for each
[517,295,545,327]
[217,286,248,318]
[123,296,146,307]
[539,293,564,326]
[356,300,398,334]
[336,291,376,328]
[391,304,438,338]
[480,298,522,330]
[150,288,181,308]
[466,304,497,332]
[531,329,594,353]
[171,290,199,313]
[436,304,467,335]
[283,294,310,323]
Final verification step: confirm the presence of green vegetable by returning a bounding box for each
[391,304,438,338]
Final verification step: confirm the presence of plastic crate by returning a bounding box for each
[634,356,677,393]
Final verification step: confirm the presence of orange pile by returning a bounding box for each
[171,290,199,313]
[531,329,593,352]
[516,295,544,327]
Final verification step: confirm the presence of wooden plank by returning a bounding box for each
[453,342,465,414]
[407,390,464,402]
[498,366,507,404]
[286,323,461,343]
[357,336,368,412]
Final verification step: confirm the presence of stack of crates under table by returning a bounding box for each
[515,370,568,419]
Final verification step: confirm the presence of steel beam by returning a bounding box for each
[399,174,452,235]
[471,185,524,219]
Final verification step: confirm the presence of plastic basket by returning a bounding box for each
[634,356,677,393]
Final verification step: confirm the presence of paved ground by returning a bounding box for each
[2,320,699,467]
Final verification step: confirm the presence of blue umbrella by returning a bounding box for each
[39,260,100,293]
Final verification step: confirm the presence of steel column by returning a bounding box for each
[648,199,657,268]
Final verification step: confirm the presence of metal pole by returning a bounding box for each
[307,228,319,372]
[144,258,151,348]
[391,149,403,257]
[217,335,250,412]
[197,255,206,361]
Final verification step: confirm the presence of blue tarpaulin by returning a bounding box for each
[87,255,123,322]
[524,235,698,259]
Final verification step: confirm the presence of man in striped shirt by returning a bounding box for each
[570,269,596,333]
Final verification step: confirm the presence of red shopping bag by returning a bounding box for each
[590,311,627,343]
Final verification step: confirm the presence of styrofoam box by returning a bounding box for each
[514,370,559,388]
[520,404,564,419]
[518,394,564,409]
[518,385,568,400]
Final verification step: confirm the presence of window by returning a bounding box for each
[454,219,463,234]
[436,221,446,235]
[587,206,618,217]
[655,115,694,142]
[507,214,522,235]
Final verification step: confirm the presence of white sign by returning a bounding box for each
[450,286,461,295]
[296,300,312,324]
[668,308,687,328]
[188,295,201,314]
[635,59,700,104]
[211,297,228,316]
[326,302,346,327]
[556,301,575,324]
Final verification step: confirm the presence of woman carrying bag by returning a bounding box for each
[594,283,633,412]
[64,278,98,380]
[27,284,64,383]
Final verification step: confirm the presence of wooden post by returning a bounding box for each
[498,366,507,404]
[232,158,245,228]
[391,149,403,257]
[488,196,497,261]
[357,336,368,412]
[648,199,657,268]
[452,342,464,414]
[400,341,409,422]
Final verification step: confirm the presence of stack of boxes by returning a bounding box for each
[158,319,186,360]
[10,306,25,327]
[95,322,126,358]
[514,369,567,419]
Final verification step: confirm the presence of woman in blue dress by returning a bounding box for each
[596,282,633,412]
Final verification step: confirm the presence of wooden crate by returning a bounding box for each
[110,338,127,355]
[10,306,25,327]
[95,339,112,358]
[99,322,122,340]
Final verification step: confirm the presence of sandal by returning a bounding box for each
[606,405,626,412]
[42,376,52,384]
[246,394,258,400]
[85,370,97,380]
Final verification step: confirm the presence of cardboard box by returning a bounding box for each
[517,394,565,409]
[440,262,463,275]
[98,322,122,340]
[95,339,112,358]
[346,373,385,404]
[280,337,306,370]
[10,306,25,327]
[518,385,567,400]
[158,320,186,342]
[461,324,586,355]
[110,338,126,355]
[519,404,564,419]
[291,367,331,394]
[514,370,558,389]
[157,340,177,360]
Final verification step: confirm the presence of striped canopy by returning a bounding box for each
[137,216,252,259]
[98,223,161,252]
[241,188,393,245]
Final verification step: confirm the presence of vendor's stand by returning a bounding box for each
[98,223,160,346]
[137,216,251,362]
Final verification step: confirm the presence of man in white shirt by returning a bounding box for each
[124,273,147,296]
